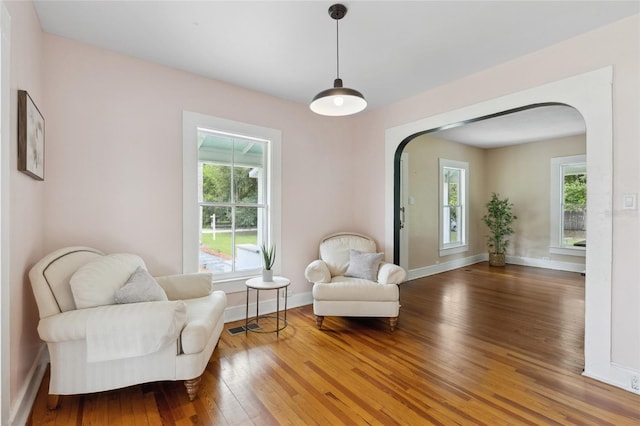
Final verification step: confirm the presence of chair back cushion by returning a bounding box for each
[29,247,104,318]
[319,233,377,277]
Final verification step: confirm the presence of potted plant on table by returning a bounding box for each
[482,192,517,267]
[261,243,276,282]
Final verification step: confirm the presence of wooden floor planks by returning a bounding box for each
[28,263,640,425]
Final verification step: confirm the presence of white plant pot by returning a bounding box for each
[262,269,274,282]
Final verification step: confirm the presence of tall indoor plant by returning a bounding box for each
[260,243,276,282]
[482,192,517,266]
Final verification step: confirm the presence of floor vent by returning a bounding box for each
[227,323,261,336]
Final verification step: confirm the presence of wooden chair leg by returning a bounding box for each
[315,315,324,329]
[184,376,201,401]
[47,394,60,410]
[389,316,398,332]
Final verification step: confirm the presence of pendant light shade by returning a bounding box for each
[310,4,367,116]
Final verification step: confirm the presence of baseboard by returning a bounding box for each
[505,255,585,273]
[407,253,585,280]
[224,291,313,323]
[10,344,48,426]
[585,363,640,395]
[407,254,487,280]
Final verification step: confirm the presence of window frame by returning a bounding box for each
[439,158,469,257]
[183,111,282,292]
[549,154,586,257]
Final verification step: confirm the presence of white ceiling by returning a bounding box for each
[33,1,637,144]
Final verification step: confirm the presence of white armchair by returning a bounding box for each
[304,232,406,331]
[29,246,227,408]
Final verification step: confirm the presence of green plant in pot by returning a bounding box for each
[482,193,517,266]
[261,243,276,282]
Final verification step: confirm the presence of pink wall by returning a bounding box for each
[42,35,356,292]
[352,15,640,369]
[5,0,46,415]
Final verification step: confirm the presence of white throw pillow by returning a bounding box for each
[114,266,168,304]
[344,249,384,281]
[69,253,146,309]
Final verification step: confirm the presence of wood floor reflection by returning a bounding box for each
[29,263,640,425]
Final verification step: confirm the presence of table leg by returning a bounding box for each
[255,289,260,324]
[245,287,249,335]
[276,288,280,337]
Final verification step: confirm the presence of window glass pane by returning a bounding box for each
[448,205,461,244]
[199,206,232,273]
[202,163,232,203]
[234,166,259,204]
[235,141,265,204]
[562,166,587,245]
[235,207,260,271]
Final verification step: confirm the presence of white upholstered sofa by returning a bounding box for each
[304,232,407,331]
[29,246,227,408]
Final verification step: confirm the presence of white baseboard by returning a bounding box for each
[505,255,585,273]
[224,291,313,323]
[407,254,487,280]
[10,344,48,426]
[585,363,640,395]
[408,253,585,280]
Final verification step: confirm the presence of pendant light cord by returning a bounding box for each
[336,18,340,79]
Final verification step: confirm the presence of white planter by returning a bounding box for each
[262,269,274,282]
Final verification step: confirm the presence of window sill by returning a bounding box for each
[439,244,468,257]
[212,275,260,294]
[549,246,586,257]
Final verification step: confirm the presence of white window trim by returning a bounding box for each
[183,111,282,292]
[549,154,586,257]
[439,158,469,257]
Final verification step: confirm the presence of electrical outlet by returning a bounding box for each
[631,375,639,392]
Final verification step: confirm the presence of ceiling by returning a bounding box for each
[33,1,637,145]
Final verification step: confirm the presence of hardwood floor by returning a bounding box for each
[29,263,640,425]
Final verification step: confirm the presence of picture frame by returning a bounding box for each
[18,89,45,180]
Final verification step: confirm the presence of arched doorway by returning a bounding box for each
[384,67,620,389]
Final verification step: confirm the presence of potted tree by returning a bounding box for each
[482,193,517,266]
[260,243,276,282]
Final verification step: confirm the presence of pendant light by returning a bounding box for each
[310,4,367,116]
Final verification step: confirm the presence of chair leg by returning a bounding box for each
[47,394,60,410]
[315,315,324,329]
[389,317,398,332]
[184,376,202,401]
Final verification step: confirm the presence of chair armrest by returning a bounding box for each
[377,262,407,285]
[37,301,187,343]
[305,260,331,283]
[154,272,213,300]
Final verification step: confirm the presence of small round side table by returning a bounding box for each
[245,276,290,337]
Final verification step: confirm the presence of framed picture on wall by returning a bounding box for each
[18,89,45,180]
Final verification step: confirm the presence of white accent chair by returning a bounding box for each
[304,232,407,331]
[29,246,227,409]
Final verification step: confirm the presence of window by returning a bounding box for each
[439,159,468,256]
[550,155,586,256]
[183,112,281,290]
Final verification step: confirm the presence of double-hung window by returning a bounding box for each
[439,159,469,256]
[550,155,586,256]
[183,112,281,289]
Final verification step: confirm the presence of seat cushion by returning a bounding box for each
[180,291,226,355]
[312,277,399,302]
